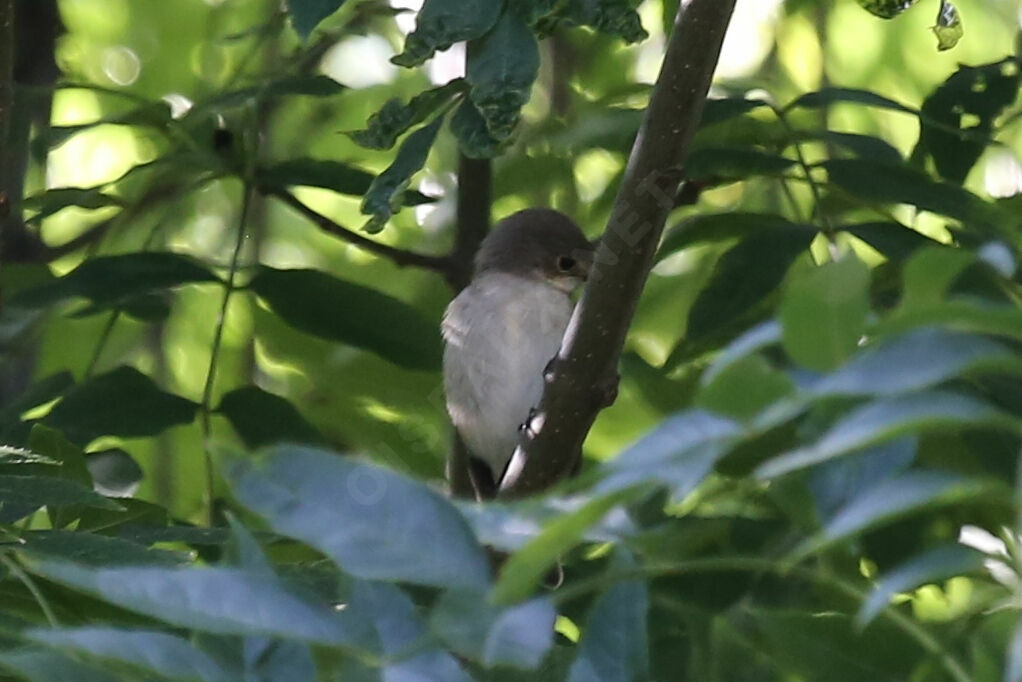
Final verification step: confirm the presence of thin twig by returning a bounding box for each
[263,186,455,277]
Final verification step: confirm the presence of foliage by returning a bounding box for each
[0,0,1021,680]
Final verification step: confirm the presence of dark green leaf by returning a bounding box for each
[21,530,185,566]
[700,97,769,128]
[932,0,963,51]
[792,471,1002,560]
[450,98,505,158]
[392,0,503,67]
[286,0,346,39]
[854,0,922,18]
[349,79,465,150]
[755,390,1019,479]
[788,87,915,114]
[22,188,123,224]
[685,225,815,345]
[0,476,120,522]
[22,558,361,646]
[44,367,198,445]
[218,386,325,449]
[696,354,796,421]
[0,647,125,682]
[567,550,649,682]
[856,544,983,627]
[809,438,916,521]
[248,266,442,370]
[198,75,345,111]
[85,450,143,498]
[257,160,434,205]
[819,131,903,165]
[686,146,795,180]
[657,213,800,262]
[467,9,540,141]
[844,221,939,261]
[560,0,648,43]
[11,252,219,311]
[823,159,995,227]
[28,627,232,682]
[34,101,173,152]
[915,57,1019,184]
[430,592,556,669]
[360,116,443,231]
[222,445,491,590]
[780,256,871,372]
[0,372,73,439]
[27,424,91,485]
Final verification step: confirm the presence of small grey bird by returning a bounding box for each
[442,209,594,497]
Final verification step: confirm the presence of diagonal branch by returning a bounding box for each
[499,0,738,497]
[264,186,457,279]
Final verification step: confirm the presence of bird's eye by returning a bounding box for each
[557,256,576,272]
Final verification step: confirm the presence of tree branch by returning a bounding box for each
[499,0,737,497]
[264,186,456,276]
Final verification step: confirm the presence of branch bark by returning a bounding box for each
[499,0,737,497]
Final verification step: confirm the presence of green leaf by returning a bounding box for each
[684,225,815,346]
[21,530,185,566]
[450,98,505,158]
[915,57,1018,184]
[696,354,796,421]
[566,550,649,682]
[430,592,556,669]
[818,131,903,165]
[286,0,346,39]
[222,445,491,590]
[657,213,800,262]
[0,647,125,682]
[854,0,922,18]
[755,390,1019,480]
[780,256,871,372]
[27,627,233,682]
[257,160,434,205]
[809,438,916,521]
[899,245,975,309]
[85,449,143,498]
[43,367,198,445]
[248,266,442,370]
[466,8,540,141]
[1008,619,1022,682]
[932,0,963,51]
[28,424,91,485]
[812,328,1022,399]
[392,0,503,67]
[844,221,939,261]
[196,75,345,112]
[856,544,983,627]
[823,159,995,227]
[560,0,648,43]
[11,252,219,311]
[788,87,915,114]
[360,116,443,232]
[700,97,769,127]
[0,371,73,439]
[492,488,642,604]
[349,79,465,150]
[22,188,123,224]
[685,146,795,181]
[34,101,173,152]
[217,386,325,449]
[0,476,120,522]
[791,471,1001,560]
[22,558,361,646]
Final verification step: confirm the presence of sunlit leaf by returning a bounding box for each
[467,9,540,141]
[248,266,442,370]
[931,0,963,51]
[222,445,491,590]
[360,116,443,231]
[392,0,503,67]
[22,188,123,224]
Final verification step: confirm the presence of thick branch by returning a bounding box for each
[264,186,455,275]
[500,0,737,497]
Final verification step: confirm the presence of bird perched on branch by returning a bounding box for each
[442,209,594,498]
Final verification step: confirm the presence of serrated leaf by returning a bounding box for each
[22,188,123,224]
[430,593,556,670]
[360,116,443,231]
[248,266,442,370]
[780,256,871,372]
[466,9,540,141]
[43,367,198,445]
[392,0,503,67]
[221,445,491,590]
[256,159,434,205]
[22,558,361,646]
[755,390,1019,480]
[11,252,219,311]
[792,471,1001,560]
[566,549,649,682]
[217,386,325,449]
[914,57,1018,184]
[286,0,347,39]
[450,98,505,158]
[349,79,465,150]
[27,627,232,682]
[856,544,983,627]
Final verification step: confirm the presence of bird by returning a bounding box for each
[442,208,594,498]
